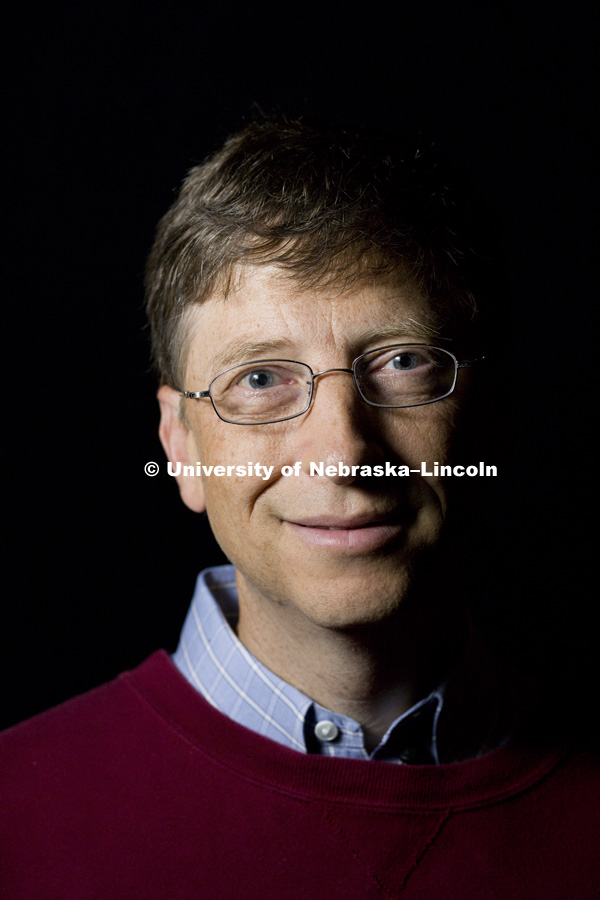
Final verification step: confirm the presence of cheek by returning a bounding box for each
[384,405,461,518]
[384,402,460,463]
[193,422,289,535]
[193,408,299,476]
[202,478,251,526]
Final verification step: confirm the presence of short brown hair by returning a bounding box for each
[146,115,494,388]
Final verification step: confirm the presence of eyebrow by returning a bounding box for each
[358,321,444,345]
[212,340,296,371]
[211,320,445,372]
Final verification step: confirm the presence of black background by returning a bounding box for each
[3,2,595,730]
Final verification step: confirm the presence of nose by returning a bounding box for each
[300,368,380,486]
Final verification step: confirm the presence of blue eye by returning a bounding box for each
[391,352,420,370]
[245,370,276,389]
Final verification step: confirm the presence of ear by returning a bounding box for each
[157,385,206,513]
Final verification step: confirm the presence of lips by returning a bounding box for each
[284,512,406,551]
[289,512,401,529]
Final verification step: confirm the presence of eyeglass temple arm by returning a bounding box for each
[181,390,210,399]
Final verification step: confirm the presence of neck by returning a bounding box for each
[237,579,465,752]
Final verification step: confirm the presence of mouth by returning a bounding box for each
[285,512,407,551]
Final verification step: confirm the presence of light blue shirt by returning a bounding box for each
[173,565,444,763]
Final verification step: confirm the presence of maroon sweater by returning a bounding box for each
[1,651,598,899]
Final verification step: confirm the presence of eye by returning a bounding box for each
[243,369,278,390]
[386,352,422,371]
[233,366,296,391]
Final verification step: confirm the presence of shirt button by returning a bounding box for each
[314,720,339,742]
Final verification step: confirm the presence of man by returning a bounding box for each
[1,116,598,898]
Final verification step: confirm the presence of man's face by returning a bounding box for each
[162,266,472,632]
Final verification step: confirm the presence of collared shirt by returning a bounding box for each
[173,565,444,764]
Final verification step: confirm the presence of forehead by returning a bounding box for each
[182,265,445,378]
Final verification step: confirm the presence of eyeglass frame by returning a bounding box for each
[181,343,485,425]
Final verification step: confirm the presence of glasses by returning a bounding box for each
[182,344,484,425]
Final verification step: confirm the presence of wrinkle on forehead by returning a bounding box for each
[223,263,441,331]
[182,263,447,382]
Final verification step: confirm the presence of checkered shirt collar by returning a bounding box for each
[173,565,444,763]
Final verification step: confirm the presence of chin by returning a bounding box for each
[283,566,417,632]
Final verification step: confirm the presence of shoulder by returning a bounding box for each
[0,652,188,812]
